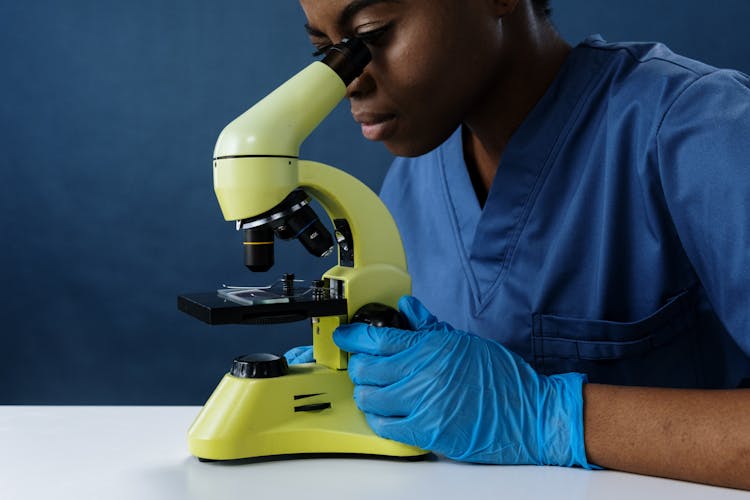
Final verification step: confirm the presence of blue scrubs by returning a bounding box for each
[380,36,750,389]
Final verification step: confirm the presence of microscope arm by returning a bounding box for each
[299,160,407,271]
[299,160,411,369]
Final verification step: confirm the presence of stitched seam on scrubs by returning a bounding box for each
[438,139,482,307]
[585,44,713,78]
[655,72,716,143]
[475,56,609,315]
[653,72,717,283]
[655,69,746,366]
[532,313,546,371]
[534,288,698,360]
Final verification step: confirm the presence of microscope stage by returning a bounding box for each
[177,292,348,325]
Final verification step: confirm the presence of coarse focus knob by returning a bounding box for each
[351,303,410,329]
[230,353,289,378]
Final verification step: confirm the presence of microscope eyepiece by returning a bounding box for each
[321,37,372,86]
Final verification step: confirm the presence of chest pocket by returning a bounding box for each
[531,287,700,387]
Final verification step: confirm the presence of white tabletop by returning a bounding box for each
[1,406,747,500]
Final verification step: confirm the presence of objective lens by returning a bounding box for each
[243,226,274,272]
[279,205,334,258]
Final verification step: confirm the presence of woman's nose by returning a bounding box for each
[346,70,376,99]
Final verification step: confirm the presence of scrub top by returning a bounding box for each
[379,36,750,389]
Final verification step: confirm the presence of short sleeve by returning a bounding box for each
[657,69,750,356]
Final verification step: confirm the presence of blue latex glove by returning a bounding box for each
[283,345,314,365]
[333,296,596,468]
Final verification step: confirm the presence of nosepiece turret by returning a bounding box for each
[238,190,334,272]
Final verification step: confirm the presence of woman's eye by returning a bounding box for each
[355,23,392,46]
[310,22,392,58]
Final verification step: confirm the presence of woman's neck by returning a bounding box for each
[462,26,571,207]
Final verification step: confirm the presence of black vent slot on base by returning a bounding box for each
[294,402,331,412]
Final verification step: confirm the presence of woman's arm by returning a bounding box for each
[584,384,750,490]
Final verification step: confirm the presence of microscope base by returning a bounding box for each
[188,363,427,460]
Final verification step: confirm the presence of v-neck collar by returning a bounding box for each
[439,41,605,312]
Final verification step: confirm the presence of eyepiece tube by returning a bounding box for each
[321,37,372,86]
[243,226,274,272]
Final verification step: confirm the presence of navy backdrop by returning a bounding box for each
[1,1,749,404]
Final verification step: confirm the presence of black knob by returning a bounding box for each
[282,273,296,296]
[230,353,289,378]
[351,303,410,329]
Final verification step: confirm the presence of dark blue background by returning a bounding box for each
[1,1,748,404]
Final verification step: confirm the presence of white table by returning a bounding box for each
[1,406,747,499]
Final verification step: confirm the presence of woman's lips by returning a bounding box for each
[352,112,397,141]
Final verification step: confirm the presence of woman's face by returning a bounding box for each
[299,0,508,157]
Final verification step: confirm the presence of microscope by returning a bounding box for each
[178,38,426,461]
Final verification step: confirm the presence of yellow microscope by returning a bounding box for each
[178,38,426,461]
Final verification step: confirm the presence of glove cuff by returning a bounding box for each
[541,372,601,470]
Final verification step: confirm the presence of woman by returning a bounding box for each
[290,0,750,489]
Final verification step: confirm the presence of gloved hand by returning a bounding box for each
[283,345,314,365]
[333,295,596,468]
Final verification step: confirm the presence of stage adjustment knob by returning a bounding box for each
[351,303,410,329]
[230,353,289,378]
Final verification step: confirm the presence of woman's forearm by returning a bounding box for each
[583,384,750,490]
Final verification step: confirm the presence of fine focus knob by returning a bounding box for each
[230,353,289,379]
[351,303,410,329]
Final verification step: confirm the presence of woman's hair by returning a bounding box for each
[532,0,552,17]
